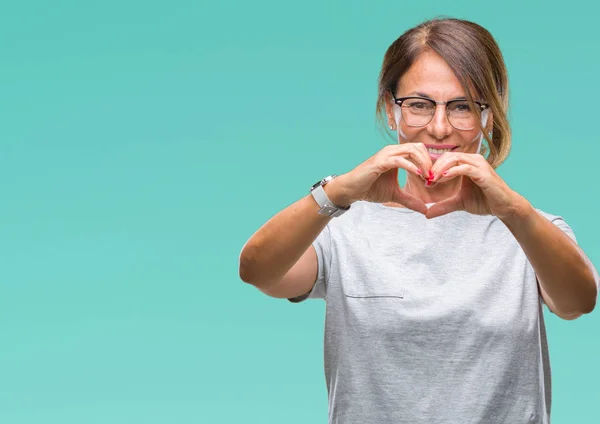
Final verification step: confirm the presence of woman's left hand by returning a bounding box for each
[426,152,525,220]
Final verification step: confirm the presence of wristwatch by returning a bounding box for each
[310,174,351,217]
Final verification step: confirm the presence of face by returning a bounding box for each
[385,50,492,162]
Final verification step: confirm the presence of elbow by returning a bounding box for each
[238,242,270,288]
[582,286,597,315]
[239,266,259,286]
[555,285,597,320]
[570,271,598,318]
[558,312,584,321]
[238,244,257,285]
[238,260,256,286]
[581,273,598,315]
[578,261,599,315]
[239,264,253,285]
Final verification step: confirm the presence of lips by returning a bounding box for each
[424,144,457,150]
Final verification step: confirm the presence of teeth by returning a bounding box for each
[428,148,452,155]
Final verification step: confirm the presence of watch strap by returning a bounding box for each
[310,177,350,217]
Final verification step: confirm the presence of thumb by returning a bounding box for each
[425,195,463,219]
[392,187,427,215]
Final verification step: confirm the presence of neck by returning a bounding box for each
[383,174,461,208]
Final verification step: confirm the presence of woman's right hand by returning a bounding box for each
[328,143,432,214]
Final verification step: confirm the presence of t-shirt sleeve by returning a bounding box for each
[287,225,331,303]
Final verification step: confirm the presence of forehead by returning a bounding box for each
[397,50,466,99]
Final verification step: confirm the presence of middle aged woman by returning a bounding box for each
[239,17,599,424]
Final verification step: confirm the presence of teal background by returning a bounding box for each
[0,0,597,423]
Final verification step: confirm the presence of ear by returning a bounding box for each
[384,92,396,129]
[483,109,493,141]
[486,110,494,133]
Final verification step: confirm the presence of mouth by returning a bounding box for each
[425,144,458,157]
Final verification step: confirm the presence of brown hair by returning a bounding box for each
[376,18,510,168]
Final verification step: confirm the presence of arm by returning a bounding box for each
[238,178,347,298]
[501,199,598,320]
[427,152,598,320]
[239,143,432,298]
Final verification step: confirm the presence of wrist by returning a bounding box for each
[323,175,354,208]
[499,193,534,227]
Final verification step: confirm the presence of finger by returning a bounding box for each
[437,163,490,187]
[430,153,484,183]
[423,151,457,187]
[409,143,434,178]
[428,152,455,182]
[426,195,464,219]
[387,143,432,178]
[392,188,427,214]
[435,164,476,184]
[385,156,423,177]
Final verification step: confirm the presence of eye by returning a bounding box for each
[446,101,473,114]
[405,100,433,111]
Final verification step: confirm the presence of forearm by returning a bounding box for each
[501,198,598,316]
[238,179,347,289]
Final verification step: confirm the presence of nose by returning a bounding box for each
[427,104,452,139]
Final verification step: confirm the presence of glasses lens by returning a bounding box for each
[401,98,435,126]
[448,101,478,130]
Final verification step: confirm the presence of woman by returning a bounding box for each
[238,18,598,424]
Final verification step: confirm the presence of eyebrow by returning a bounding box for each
[409,91,467,101]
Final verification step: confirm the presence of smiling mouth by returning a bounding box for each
[427,146,458,155]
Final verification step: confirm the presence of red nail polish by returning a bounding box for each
[428,170,434,179]
[426,180,432,187]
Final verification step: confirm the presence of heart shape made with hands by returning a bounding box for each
[408,152,517,219]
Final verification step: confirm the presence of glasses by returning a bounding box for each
[392,95,489,131]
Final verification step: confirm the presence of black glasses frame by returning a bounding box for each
[391,94,490,130]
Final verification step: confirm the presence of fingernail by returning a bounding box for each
[442,171,448,176]
[426,180,432,187]
[428,170,434,179]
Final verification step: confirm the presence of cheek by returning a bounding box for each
[461,129,484,152]
[393,107,416,141]
[397,122,421,142]
[465,130,482,144]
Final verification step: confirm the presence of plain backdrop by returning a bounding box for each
[0,1,598,423]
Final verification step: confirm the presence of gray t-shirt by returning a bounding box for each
[289,201,579,424]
